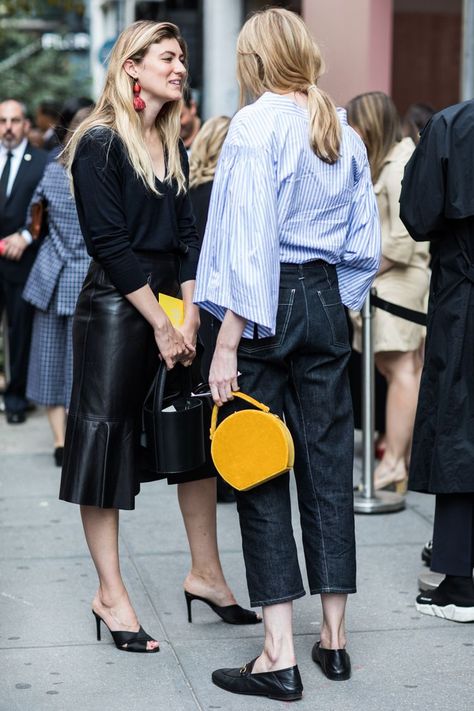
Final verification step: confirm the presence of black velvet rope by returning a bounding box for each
[370,292,427,326]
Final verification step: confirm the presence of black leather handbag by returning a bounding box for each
[142,362,206,475]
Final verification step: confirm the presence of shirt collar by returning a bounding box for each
[1,138,28,159]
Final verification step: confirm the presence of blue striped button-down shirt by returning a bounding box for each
[194,92,381,338]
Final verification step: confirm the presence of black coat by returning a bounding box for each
[0,143,48,284]
[400,100,474,494]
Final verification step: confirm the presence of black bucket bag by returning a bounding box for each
[142,362,206,475]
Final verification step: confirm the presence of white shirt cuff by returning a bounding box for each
[21,229,33,246]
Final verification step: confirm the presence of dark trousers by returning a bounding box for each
[431,494,474,576]
[0,276,33,414]
[235,261,356,607]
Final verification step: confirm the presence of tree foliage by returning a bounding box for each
[1,1,85,16]
[0,1,90,115]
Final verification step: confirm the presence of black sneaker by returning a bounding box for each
[421,539,432,566]
[416,575,474,623]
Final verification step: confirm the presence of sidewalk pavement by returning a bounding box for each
[0,408,472,711]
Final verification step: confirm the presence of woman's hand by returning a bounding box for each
[208,309,247,405]
[153,317,193,370]
[209,344,239,406]
[176,316,199,367]
[178,287,200,367]
[124,284,196,369]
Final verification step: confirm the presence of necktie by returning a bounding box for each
[0,151,13,211]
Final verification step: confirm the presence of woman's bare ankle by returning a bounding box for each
[252,646,296,673]
[92,587,139,630]
[184,571,236,605]
[95,584,129,609]
[320,625,346,650]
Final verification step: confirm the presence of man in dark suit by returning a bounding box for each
[0,99,48,423]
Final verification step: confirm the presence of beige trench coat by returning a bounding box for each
[352,137,430,353]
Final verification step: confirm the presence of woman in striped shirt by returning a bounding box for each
[195,8,381,701]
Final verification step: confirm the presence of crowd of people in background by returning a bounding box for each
[1,6,473,702]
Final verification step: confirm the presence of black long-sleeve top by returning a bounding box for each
[189,181,213,244]
[71,127,200,294]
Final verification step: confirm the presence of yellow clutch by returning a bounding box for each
[210,392,295,491]
[158,293,184,327]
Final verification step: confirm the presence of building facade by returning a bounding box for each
[89,0,468,119]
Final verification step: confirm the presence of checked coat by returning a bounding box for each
[23,160,90,407]
[23,160,90,315]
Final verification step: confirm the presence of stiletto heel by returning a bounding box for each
[184,591,261,625]
[91,610,160,653]
[94,610,101,641]
[185,591,193,623]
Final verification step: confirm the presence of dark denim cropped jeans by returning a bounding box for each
[235,261,356,607]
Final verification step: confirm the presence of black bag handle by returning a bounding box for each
[142,361,193,445]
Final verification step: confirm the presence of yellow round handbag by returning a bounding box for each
[210,392,295,491]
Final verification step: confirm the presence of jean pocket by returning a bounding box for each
[239,288,296,354]
[317,287,349,348]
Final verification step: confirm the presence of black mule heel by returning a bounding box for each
[184,591,262,625]
[92,611,160,653]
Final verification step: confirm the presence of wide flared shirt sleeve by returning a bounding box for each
[336,156,381,310]
[194,125,279,338]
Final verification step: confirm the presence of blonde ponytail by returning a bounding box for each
[237,8,341,164]
[307,85,341,164]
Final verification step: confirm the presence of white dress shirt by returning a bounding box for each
[0,138,28,197]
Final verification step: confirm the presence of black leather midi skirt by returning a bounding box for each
[59,253,210,511]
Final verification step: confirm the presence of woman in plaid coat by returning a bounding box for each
[23,110,91,466]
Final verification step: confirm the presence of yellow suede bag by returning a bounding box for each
[210,392,295,491]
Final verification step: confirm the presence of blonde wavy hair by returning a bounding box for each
[64,20,187,195]
[189,115,231,188]
[346,91,402,183]
[237,8,341,164]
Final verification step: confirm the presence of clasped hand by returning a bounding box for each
[154,318,197,370]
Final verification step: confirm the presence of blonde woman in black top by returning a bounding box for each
[60,21,259,654]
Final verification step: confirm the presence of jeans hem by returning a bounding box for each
[309,587,357,595]
[251,589,306,607]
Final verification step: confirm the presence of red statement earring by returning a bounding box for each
[132,79,146,112]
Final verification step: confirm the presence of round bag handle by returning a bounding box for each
[210,392,270,439]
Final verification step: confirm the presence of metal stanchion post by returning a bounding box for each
[354,292,405,513]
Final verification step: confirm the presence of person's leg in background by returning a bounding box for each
[3,278,33,422]
[373,349,423,492]
[26,307,67,464]
[416,493,474,621]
